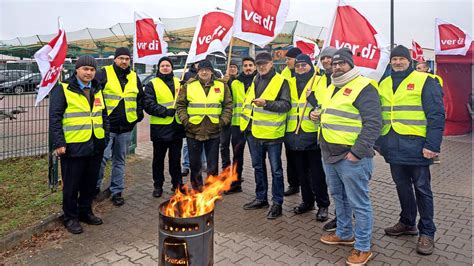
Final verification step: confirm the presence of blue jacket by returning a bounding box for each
[376,68,445,165]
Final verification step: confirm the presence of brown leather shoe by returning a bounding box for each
[416,235,435,255]
[320,232,355,246]
[384,222,418,236]
[346,249,373,265]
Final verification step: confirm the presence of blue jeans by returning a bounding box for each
[246,134,284,205]
[181,138,206,170]
[389,164,436,238]
[97,131,132,195]
[323,158,373,252]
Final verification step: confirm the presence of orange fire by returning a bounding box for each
[163,164,238,218]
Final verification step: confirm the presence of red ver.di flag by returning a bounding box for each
[293,36,320,63]
[435,18,472,56]
[133,11,168,65]
[233,0,290,47]
[34,18,67,106]
[324,1,390,81]
[411,40,424,62]
[186,10,234,64]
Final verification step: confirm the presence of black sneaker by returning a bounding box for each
[323,218,337,232]
[64,219,83,234]
[267,204,282,219]
[283,186,299,196]
[384,222,418,236]
[316,207,329,222]
[243,199,269,210]
[79,214,103,225]
[153,187,163,198]
[181,168,190,176]
[111,192,125,206]
[224,185,243,195]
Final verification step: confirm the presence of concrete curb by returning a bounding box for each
[0,212,63,252]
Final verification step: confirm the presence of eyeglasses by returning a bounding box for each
[295,63,308,68]
[331,61,348,67]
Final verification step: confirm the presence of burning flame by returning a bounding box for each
[163,164,238,218]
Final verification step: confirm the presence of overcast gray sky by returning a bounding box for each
[0,0,472,49]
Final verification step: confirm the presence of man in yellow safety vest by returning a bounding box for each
[315,48,382,265]
[49,55,109,234]
[176,60,233,191]
[241,52,292,220]
[95,47,144,206]
[378,45,445,256]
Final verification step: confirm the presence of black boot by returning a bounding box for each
[283,186,299,196]
[64,219,83,234]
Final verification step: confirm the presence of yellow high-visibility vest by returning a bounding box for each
[150,77,182,125]
[102,65,138,123]
[186,80,225,125]
[61,83,105,143]
[319,76,378,145]
[286,74,319,133]
[240,73,288,139]
[430,73,443,87]
[379,71,428,137]
[230,79,246,126]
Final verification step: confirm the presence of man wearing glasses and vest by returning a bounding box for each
[377,45,444,256]
[144,57,185,198]
[316,48,381,265]
[49,56,109,234]
[95,47,144,206]
[176,60,233,191]
[241,52,291,220]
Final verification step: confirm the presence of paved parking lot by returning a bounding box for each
[2,132,472,265]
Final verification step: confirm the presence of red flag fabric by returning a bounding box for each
[411,40,424,62]
[133,11,168,65]
[186,10,234,64]
[293,36,320,63]
[34,18,67,106]
[324,2,390,81]
[233,0,290,47]
[435,18,472,56]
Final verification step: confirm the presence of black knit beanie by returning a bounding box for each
[114,47,131,59]
[390,45,412,61]
[75,55,97,69]
[158,56,174,69]
[286,47,303,58]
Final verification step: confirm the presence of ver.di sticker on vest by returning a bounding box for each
[94,97,103,107]
[343,88,352,96]
[214,87,221,93]
[407,83,415,90]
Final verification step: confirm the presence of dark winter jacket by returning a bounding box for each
[375,67,445,165]
[144,72,185,142]
[95,64,144,134]
[49,75,109,157]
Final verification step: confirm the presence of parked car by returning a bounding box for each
[0,73,42,94]
[0,70,31,83]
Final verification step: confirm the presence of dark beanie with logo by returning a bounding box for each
[332,48,354,68]
[75,55,97,69]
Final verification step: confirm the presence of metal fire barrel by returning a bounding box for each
[159,200,214,266]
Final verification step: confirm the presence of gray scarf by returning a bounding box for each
[331,67,360,87]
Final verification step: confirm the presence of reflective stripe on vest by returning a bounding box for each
[319,76,377,145]
[230,79,246,126]
[240,73,287,139]
[186,80,225,124]
[61,83,105,143]
[103,65,139,123]
[379,71,428,137]
[286,74,319,133]
[149,77,182,125]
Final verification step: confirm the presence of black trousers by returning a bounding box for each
[187,137,219,189]
[152,139,183,189]
[285,144,300,188]
[287,149,330,208]
[61,154,103,222]
[220,126,246,185]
